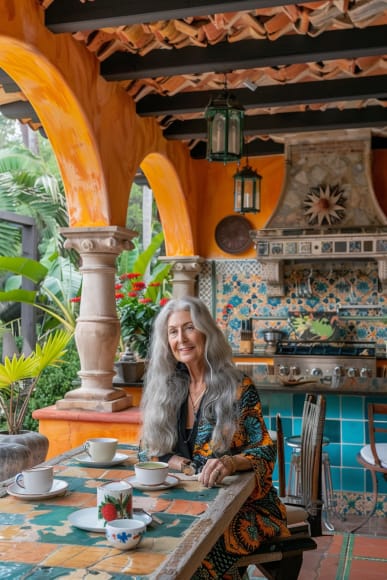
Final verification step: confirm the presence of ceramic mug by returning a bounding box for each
[15,465,54,494]
[97,480,133,523]
[84,437,118,462]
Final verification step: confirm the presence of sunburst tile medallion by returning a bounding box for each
[303,184,346,226]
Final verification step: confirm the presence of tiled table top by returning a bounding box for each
[0,445,225,579]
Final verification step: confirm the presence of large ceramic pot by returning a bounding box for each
[0,431,49,482]
[0,442,32,482]
[114,346,146,384]
[114,360,145,383]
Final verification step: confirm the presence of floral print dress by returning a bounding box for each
[175,376,289,578]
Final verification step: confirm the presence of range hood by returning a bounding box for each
[250,130,387,295]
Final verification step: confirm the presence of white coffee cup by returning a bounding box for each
[97,480,133,523]
[15,466,54,494]
[84,437,118,462]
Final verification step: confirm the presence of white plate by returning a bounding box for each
[68,507,152,533]
[126,474,180,491]
[74,452,132,467]
[7,479,69,500]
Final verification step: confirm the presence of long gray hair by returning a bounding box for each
[140,296,243,456]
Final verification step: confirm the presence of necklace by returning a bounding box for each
[188,386,206,413]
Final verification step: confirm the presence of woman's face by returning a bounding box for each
[167,309,206,366]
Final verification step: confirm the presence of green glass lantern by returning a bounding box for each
[205,87,244,163]
[233,162,262,214]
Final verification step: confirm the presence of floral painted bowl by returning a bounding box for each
[105,518,146,550]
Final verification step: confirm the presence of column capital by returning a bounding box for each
[161,255,204,272]
[160,256,204,298]
[60,226,136,255]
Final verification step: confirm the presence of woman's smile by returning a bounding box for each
[168,310,205,365]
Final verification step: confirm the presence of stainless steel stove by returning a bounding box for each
[273,341,376,382]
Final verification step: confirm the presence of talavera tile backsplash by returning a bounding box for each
[200,259,386,353]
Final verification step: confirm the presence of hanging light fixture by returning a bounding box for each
[205,75,244,163]
[233,156,262,214]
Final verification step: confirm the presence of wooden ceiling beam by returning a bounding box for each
[136,75,387,117]
[0,101,39,123]
[101,26,387,81]
[181,134,387,159]
[189,139,285,159]
[164,106,387,140]
[45,0,319,32]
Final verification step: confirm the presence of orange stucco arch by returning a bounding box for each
[0,35,110,227]
[0,0,199,251]
[0,35,196,256]
[140,153,195,256]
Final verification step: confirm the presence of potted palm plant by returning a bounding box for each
[0,329,71,480]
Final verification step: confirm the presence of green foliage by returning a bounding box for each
[0,145,68,258]
[0,329,72,434]
[118,293,161,360]
[0,256,48,283]
[24,340,80,431]
[126,182,162,240]
[0,254,80,335]
[116,233,172,359]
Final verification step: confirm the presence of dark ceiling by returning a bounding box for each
[0,0,386,159]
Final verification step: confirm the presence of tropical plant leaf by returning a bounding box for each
[0,354,39,387]
[132,231,164,275]
[0,256,47,282]
[0,289,37,303]
[33,330,71,372]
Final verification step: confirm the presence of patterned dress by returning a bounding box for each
[162,376,289,579]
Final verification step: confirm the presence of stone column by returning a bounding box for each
[162,256,203,298]
[56,226,136,412]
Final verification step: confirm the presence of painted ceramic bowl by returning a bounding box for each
[134,461,169,486]
[105,518,145,550]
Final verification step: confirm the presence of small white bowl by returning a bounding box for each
[134,461,169,486]
[105,518,145,550]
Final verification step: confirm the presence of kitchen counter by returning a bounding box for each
[254,375,387,396]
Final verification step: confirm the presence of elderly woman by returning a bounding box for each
[140,296,289,579]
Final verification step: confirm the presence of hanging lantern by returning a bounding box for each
[233,162,262,214]
[205,83,244,163]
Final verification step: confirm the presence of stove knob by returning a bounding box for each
[278,365,289,376]
[333,366,343,377]
[289,365,300,376]
[310,368,323,377]
[347,367,358,378]
[360,367,371,378]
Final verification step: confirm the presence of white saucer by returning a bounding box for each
[126,474,179,491]
[75,452,131,467]
[7,479,69,500]
[68,507,152,533]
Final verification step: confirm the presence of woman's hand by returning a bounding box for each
[198,456,235,487]
[168,454,191,472]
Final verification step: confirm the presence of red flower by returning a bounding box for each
[128,291,138,297]
[115,292,125,300]
[148,282,161,287]
[132,281,146,291]
[115,283,123,290]
[160,298,170,306]
[139,298,153,304]
[70,296,81,303]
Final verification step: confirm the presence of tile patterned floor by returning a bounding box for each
[248,515,387,579]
